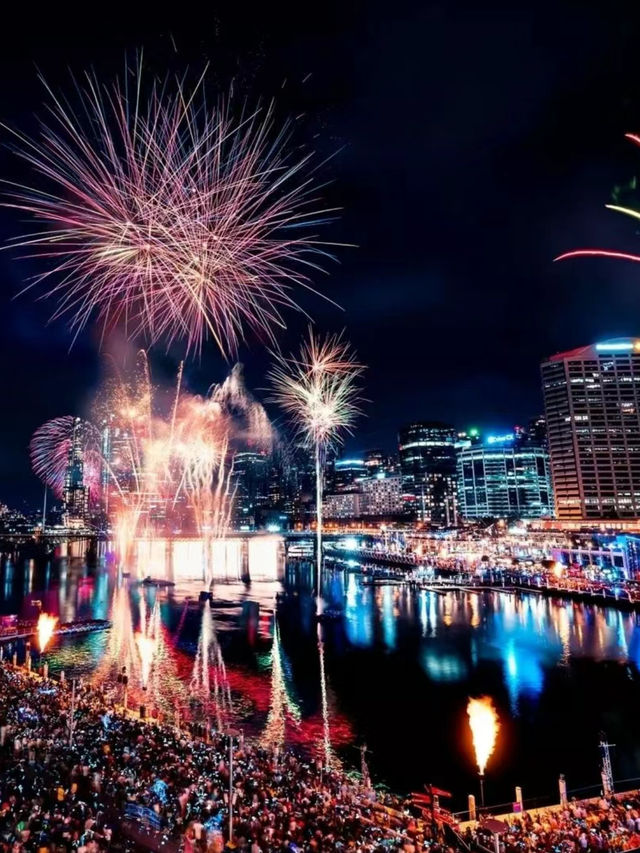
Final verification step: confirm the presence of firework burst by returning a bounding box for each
[30,353,273,581]
[269,328,364,601]
[30,415,102,500]
[4,65,340,356]
[268,329,364,452]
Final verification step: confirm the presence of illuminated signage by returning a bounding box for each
[486,433,514,444]
[595,341,634,352]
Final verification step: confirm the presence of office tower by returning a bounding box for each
[330,458,367,492]
[457,432,554,519]
[63,416,89,525]
[398,421,457,526]
[360,472,403,517]
[231,450,269,529]
[541,339,640,520]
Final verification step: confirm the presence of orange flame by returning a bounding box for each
[467,696,499,775]
[136,632,156,688]
[37,613,58,653]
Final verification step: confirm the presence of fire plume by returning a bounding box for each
[467,696,499,775]
[37,613,58,653]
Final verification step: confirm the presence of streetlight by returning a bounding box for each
[225,728,241,845]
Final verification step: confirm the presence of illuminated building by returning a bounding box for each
[99,416,134,513]
[360,473,403,516]
[62,416,89,525]
[327,457,367,493]
[398,422,457,526]
[541,339,640,520]
[231,450,269,529]
[457,433,554,519]
[528,414,548,448]
[323,491,362,520]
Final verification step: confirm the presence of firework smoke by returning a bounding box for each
[30,353,272,582]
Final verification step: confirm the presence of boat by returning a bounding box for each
[141,576,175,588]
[316,605,343,622]
[0,618,111,644]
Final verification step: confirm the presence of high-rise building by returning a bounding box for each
[541,339,640,521]
[363,449,387,476]
[326,458,367,493]
[323,491,362,520]
[527,414,548,448]
[63,417,89,526]
[457,433,554,519]
[398,422,457,526]
[360,473,403,517]
[231,450,269,529]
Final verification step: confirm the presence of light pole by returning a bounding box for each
[68,679,77,745]
[226,728,240,845]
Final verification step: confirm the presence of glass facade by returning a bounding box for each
[541,340,640,520]
[456,439,554,519]
[398,422,457,526]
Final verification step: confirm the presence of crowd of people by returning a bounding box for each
[2,661,640,852]
[0,663,434,851]
[470,795,640,853]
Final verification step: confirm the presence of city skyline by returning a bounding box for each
[5,7,640,844]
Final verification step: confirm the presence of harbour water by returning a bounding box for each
[3,550,640,812]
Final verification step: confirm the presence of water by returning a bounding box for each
[3,552,640,812]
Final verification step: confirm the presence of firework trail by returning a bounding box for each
[269,329,364,602]
[94,582,141,686]
[262,616,301,751]
[4,65,340,356]
[556,134,640,266]
[317,621,341,771]
[31,353,273,581]
[190,600,232,731]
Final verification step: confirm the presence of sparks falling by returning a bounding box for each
[136,633,156,690]
[30,354,272,581]
[467,696,499,776]
[3,64,340,357]
[37,613,58,653]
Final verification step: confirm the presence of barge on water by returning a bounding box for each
[0,618,111,644]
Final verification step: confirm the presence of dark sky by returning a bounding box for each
[2,0,640,505]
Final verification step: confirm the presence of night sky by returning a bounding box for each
[2,0,640,505]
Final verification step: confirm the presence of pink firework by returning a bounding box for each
[4,66,340,356]
[30,416,101,500]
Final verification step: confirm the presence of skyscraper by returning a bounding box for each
[398,421,457,526]
[457,433,554,519]
[63,416,89,526]
[231,450,269,529]
[541,339,640,520]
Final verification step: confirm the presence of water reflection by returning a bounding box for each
[3,554,640,796]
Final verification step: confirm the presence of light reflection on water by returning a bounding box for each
[3,555,640,803]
